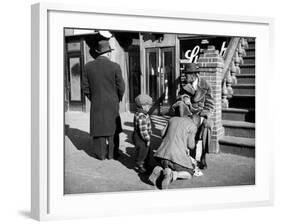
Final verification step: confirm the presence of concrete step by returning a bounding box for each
[247,38,255,42]
[232,84,255,95]
[229,94,255,109]
[246,45,255,50]
[222,108,248,121]
[240,64,255,74]
[247,41,255,49]
[242,56,255,64]
[222,108,255,122]
[219,136,255,157]
[236,74,255,84]
[245,49,255,57]
[222,120,255,138]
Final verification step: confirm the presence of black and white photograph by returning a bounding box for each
[2,0,281,222]
[64,28,255,194]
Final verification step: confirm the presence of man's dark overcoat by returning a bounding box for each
[82,56,125,137]
[178,75,214,168]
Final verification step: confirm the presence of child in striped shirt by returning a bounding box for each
[133,94,153,173]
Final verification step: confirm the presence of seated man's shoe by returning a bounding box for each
[161,168,173,189]
[148,166,163,185]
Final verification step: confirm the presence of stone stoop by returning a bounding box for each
[231,84,255,95]
[222,108,253,122]
[235,74,255,84]
[222,120,255,138]
[220,38,255,157]
[219,120,255,157]
[228,94,255,109]
[219,136,255,157]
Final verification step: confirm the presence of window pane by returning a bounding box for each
[69,57,81,101]
[148,52,157,100]
[67,42,80,52]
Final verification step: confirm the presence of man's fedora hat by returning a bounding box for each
[184,63,200,73]
[95,40,114,55]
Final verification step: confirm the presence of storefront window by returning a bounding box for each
[67,42,81,52]
[69,57,82,101]
[162,49,175,104]
[147,50,158,101]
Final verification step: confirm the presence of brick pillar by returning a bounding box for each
[197,45,224,153]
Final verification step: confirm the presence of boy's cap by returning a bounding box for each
[135,94,153,107]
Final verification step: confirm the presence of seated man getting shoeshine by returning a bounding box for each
[178,63,214,169]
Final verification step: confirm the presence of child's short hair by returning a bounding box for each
[135,94,153,107]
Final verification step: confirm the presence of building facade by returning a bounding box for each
[64,29,255,155]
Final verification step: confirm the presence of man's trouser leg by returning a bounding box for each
[107,131,120,160]
[92,137,107,160]
[114,131,120,158]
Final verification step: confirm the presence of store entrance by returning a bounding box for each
[146,47,175,105]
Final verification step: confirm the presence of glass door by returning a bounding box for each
[146,48,159,101]
[145,47,175,105]
[160,47,175,105]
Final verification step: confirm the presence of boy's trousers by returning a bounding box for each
[132,131,149,166]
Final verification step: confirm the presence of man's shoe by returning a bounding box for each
[148,166,163,185]
[161,168,173,189]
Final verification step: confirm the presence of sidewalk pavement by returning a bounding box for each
[64,112,255,194]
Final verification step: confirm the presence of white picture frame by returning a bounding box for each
[31,2,274,221]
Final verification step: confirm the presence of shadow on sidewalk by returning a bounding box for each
[117,149,155,187]
[119,127,160,186]
[117,127,138,170]
[65,124,160,187]
[65,125,97,158]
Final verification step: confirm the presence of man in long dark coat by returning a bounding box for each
[82,40,125,160]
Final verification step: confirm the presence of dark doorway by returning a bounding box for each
[128,46,141,111]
